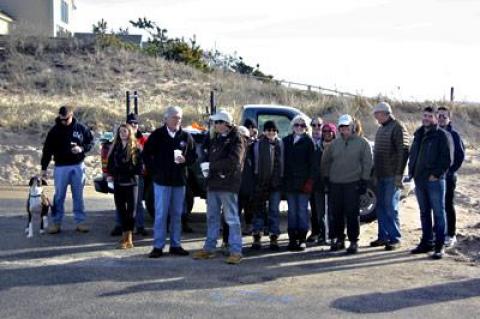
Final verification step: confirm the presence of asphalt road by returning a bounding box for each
[1,186,479,319]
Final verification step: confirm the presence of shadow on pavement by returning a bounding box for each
[330,278,480,313]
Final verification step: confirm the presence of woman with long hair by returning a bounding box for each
[107,124,143,249]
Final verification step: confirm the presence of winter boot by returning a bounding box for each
[269,235,280,251]
[251,233,262,250]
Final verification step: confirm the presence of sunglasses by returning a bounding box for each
[265,129,277,132]
[311,123,322,127]
[293,123,307,128]
[214,120,226,125]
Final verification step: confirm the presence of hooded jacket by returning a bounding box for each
[282,133,315,193]
[41,117,94,170]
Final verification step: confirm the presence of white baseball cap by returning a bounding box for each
[210,110,233,125]
[338,114,354,126]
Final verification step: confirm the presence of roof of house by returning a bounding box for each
[74,33,142,46]
[0,10,14,23]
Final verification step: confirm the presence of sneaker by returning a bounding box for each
[385,241,401,251]
[193,250,216,260]
[346,242,358,254]
[410,244,434,254]
[110,225,122,236]
[306,234,318,243]
[225,253,242,265]
[47,224,61,234]
[75,224,89,233]
[148,248,164,258]
[370,239,387,247]
[445,235,457,247]
[169,246,189,256]
[432,246,445,260]
[135,227,148,236]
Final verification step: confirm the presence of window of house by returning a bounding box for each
[61,0,69,24]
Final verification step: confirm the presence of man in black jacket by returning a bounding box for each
[409,106,451,259]
[144,106,197,258]
[437,106,465,247]
[41,105,94,234]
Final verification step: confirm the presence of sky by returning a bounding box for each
[72,0,480,102]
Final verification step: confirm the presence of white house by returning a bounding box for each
[0,0,76,37]
[0,10,13,35]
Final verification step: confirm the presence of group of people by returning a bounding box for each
[40,101,464,264]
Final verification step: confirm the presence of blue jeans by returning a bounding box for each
[286,192,310,232]
[204,191,242,254]
[52,163,86,225]
[414,178,447,246]
[152,183,185,249]
[115,175,145,228]
[376,177,401,243]
[253,191,281,236]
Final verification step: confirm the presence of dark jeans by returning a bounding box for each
[311,191,332,241]
[114,184,138,232]
[330,182,360,243]
[445,174,457,237]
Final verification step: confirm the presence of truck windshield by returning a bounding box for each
[257,114,292,138]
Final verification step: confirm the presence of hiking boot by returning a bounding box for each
[370,239,387,247]
[47,224,61,234]
[251,234,262,250]
[411,244,434,254]
[148,248,164,258]
[225,253,242,265]
[445,235,457,248]
[125,231,134,249]
[330,240,345,252]
[169,246,189,256]
[432,245,445,260]
[118,232,129,250]
[110,225,122,236]
[75,224,89,233]
[346,242,358,254]
[135,226,148,236]
[193,250,216,260]
[306,234,318,243]
[385,241,401,251]
[269,235,280,251]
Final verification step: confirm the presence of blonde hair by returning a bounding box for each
[290,115,311,134]
[108,124,139,165]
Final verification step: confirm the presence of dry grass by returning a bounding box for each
[0,36,479,147]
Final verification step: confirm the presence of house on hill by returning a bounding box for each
[0,0,76,37]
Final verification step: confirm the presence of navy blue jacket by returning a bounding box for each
[445,123,465,176]
[41,117,94,170]
[282,133,315,193]
[408,125,451,180]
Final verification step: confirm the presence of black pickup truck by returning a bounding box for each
[94,104,379,223]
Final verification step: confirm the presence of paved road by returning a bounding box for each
[1,187,479,318]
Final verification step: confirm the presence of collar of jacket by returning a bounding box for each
[381,116,395,126]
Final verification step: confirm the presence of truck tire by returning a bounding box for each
[359,181,377,223]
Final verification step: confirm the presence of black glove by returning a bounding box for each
[323,177,330,194]
[358,179,368,195]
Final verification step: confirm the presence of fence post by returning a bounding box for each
[450,87,455,102]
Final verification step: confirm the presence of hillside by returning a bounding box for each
[0,35,479,185]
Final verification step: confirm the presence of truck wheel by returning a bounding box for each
[359,181,377,223]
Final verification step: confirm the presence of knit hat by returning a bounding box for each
[373,102,392,114]
[263,120,278,132]
[322,122,337,136]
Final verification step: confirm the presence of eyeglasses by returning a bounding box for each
[293,123,307,128]
[311,123,322,127]
[214,120,226,125]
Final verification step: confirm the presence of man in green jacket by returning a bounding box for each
[322,114,373,254]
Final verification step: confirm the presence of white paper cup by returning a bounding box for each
[200,162,210,178]
[174,149,182,163]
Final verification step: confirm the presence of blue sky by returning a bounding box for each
[72,0,480,102]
